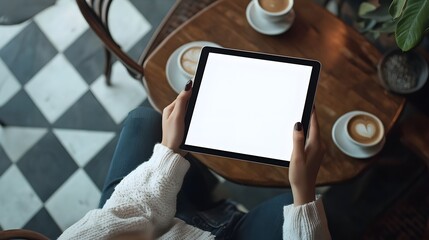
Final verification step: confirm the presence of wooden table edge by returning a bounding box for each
[387,99,407,133]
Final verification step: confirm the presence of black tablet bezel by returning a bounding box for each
[180,47,321,167]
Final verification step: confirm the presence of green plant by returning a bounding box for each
[358,0,429,51]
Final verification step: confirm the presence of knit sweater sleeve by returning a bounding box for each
[283,196,331,240]
[59,144,215,240]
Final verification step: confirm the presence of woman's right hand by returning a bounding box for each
[289,110,325,206]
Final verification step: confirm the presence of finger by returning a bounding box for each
[307,110,320,143]
[163,101,176,120]
[291,122,305,163]
[172,82,193,119]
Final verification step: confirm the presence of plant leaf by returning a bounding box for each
[389,0,407,19]
[395,0,429,51]
[358,2,377,17]
[360,4,391,22]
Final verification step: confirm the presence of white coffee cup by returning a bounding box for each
[254,0,294,22]
[344,111,384,148]
[177,45,203,79]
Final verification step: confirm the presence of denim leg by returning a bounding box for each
[231,191,294,240]
[177,153,219,211]
[98,107,162,208]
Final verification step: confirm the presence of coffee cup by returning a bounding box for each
[177,45,203,79]
[254,0,294,22]
[344,112,384,148]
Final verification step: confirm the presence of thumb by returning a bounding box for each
[291,122,305,163]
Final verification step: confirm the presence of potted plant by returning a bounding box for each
[357,0,429,94]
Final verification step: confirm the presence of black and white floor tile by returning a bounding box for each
[0,0,174,238]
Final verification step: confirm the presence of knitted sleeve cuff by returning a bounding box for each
[149,144,190,184]
[283,196,331,239]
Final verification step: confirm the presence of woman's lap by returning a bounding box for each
[232,192,293,239]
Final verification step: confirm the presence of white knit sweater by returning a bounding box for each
[59,144,331,239]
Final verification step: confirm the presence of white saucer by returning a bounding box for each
[331,111,385,159]
[166,41,221,94]
[246,1,295,36]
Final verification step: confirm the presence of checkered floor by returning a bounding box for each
[0,0,174,237]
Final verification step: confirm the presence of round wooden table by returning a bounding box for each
[143,0,405,187]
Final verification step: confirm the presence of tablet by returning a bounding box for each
[180,47,321,167]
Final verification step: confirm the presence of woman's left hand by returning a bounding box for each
[289,110,325,205]
[161,80,193,156]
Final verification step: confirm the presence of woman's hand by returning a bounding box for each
[289,110,325,206]
[161,80,193,156]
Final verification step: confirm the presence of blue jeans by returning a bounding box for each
[99,107,293,239]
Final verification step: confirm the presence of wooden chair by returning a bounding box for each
[76,0,219,86]
[0,229,48,240]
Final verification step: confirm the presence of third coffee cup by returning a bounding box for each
[344,112,384,148]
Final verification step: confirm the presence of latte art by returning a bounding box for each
[355,123,376,138]
[347,115,381,145]
[180,46,202,76]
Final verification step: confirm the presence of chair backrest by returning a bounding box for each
[0,229,49,240]
[76,0,145,79]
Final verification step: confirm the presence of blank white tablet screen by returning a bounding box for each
[185,52,313,161]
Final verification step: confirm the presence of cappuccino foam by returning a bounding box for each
[259,0,289,13]
[180,46,202,76]
[347,115,381,145]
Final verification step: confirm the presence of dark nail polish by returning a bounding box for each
[294,122,302,131]
[185,80,192,91]
[312,105,315,111]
